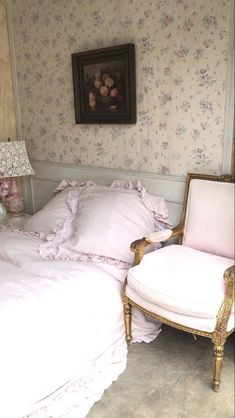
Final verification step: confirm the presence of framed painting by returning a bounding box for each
[72,43,136,124]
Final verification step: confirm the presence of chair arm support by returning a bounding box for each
[130,224,184,266]
[213,265,234,343]
[224,265,235,284]
[130,238,150,266]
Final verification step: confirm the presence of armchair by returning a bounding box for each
[122,173,234,392]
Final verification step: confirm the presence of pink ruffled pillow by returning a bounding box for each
[40,180,170,267]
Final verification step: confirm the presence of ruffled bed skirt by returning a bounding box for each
[24,340,127,418]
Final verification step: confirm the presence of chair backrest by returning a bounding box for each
[182,177,234,259]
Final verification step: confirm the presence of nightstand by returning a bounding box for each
[2,214,31,229]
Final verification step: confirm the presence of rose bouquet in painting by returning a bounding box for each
[86,66,124,113]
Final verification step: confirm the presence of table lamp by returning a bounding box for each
[0,140,35,218]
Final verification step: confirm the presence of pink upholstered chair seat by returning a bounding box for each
[126,245,234,332]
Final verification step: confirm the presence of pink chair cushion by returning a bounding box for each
[125,285,234,332]
[182,179,234,259]
[127,245,234,319]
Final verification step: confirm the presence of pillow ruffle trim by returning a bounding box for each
[39,179,171,268]
[110,179,171,229]
[54,179,97,193]
[39,186,131,268]
[57,178,171,227]
[39,188,80,259]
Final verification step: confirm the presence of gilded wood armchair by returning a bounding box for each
[122,173,234,392]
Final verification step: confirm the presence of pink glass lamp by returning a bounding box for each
[0,140,35,218]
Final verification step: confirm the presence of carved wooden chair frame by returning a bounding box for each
[122,172,234,392]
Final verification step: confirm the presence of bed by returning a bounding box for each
[0,179,170,418]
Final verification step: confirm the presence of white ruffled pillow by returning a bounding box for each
[23,186,78,235]
[39,180,170,267]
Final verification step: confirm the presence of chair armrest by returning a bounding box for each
[131,224,184,265]
[223,265,235,308]
[214,265,234,338]
[224,265,235,284]
[145,229,174,243]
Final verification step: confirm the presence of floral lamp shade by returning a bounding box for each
[0,141,35,219]
[0,141,35,178]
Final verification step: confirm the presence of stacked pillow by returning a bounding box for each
[24,180,170,267]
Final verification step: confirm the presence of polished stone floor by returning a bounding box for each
[87,326,234,418]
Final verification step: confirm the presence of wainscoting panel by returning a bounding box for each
[23,159,186,226]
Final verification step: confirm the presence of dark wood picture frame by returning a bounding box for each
[72,43,136,124]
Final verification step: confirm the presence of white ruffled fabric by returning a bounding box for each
[39,189,80,258]
[110,179,170,228]
[39,187,131,268]
[55,179,170,228]
[54,179,97,193]
[39,180,171,268]
[23,340,127,418]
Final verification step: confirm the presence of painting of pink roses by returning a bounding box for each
[72,44,136,124]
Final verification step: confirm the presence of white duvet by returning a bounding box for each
[0,231,161,418]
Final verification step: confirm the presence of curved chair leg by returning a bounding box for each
[124,302,132,345]
[212,343,224,392]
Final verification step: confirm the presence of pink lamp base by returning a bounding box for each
[7,177,24,218]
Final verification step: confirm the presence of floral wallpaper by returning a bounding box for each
[9,0,231,176]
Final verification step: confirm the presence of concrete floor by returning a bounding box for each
[87,326,234,418]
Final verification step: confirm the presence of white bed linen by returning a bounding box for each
[0,231,161,418]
